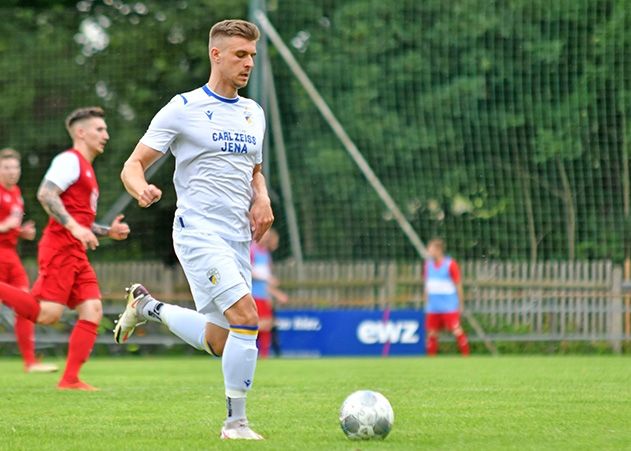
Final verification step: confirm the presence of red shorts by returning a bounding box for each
[254,298,273,319]
[426,312,461,331]
[31,245,101,309]
[0,248,29,289]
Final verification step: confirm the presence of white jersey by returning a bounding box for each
[141,85,266,241]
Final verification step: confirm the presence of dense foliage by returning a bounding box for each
[1,1,629,262]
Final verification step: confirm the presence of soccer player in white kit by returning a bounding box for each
[113,19,273,440]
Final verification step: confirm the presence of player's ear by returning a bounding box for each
[210,47,221,64]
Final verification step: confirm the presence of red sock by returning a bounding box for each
[61,320,98,383]
[427,335,438,356]
[15,315,37,366]
[257,330,271,358]
[456,332,470,356]
[0,282,40,322]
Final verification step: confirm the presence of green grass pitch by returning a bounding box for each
[0,356,629,450]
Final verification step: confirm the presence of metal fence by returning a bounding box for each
[1,260,629,352]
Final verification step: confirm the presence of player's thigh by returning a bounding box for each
[9,262,30,290]
[173,231,249,314]
[255,298,273,331]
[0,250,29,288]
[68,258,102,316]
[37,300,66,325]
[445,312,463,332]
[425,313,442,333]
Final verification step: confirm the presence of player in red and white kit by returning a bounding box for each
[0,148,57,373]
[0,107,130,390]
[423,238,469,356]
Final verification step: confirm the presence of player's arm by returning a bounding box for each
[249,164,274,242]
[0,214,21,233]
[121,142,164,208]
[37,180,99,250]
[268,285,289,304]
[449,260,465,312]
[92,214,130,240]
[456,282,465,312]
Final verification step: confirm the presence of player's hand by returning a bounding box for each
[69,223,99,250]
[108,214,130,240]
[0,214,22,232]
[275,291,289,304]
[19,220,36,241]
[138,184,162,208]
[249,197,274,242]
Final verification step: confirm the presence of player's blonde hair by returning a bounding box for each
[209,19,260,49]
[0,148,20,161]
[65,106,105,133]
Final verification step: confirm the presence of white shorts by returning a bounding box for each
[173,226,251,330]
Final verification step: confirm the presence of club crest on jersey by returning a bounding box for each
[244,108,253,125]
[207,268,221,286]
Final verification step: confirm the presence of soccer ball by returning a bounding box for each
[339,390,394,440]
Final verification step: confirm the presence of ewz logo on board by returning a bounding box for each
[357,320,420,345]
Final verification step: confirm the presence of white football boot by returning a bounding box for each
[220,419,264,440]
[25,362,59,373]
[113,283,148,344]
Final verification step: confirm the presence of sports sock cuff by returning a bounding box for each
[229,324,259,338]
[226,389,247,398]
[76,319,99,334]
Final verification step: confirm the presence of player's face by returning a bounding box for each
[0,158,21,187]
[428,243,442,259]
[216,36,257,90]
[78,117,109,155]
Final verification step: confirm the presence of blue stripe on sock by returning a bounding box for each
[229,324,259,331]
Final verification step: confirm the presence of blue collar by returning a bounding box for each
[202,84,239,103]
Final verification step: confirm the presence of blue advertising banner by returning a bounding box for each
[274,309,425,356]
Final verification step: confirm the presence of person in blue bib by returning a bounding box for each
[423,238,469,356]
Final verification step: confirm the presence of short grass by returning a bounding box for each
[0,356,629,450]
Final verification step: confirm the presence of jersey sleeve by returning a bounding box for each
[256,103,265,165]
[43,152,80,191]
[140,96,183,153]
[449,260,461,284]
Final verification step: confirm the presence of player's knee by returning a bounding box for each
[37,302,64,325]
[38,310,62,325]
[452,327,464,336]
[77,300,103,324]
[225,295,259,327]
[427,330,438,338]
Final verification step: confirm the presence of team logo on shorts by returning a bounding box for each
[207,268,221,286]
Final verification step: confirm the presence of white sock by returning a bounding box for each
[158,304,211,354]
[222,325,258,419]
[226,396,247,423]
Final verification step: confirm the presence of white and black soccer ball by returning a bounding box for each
[339,390,394,440]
